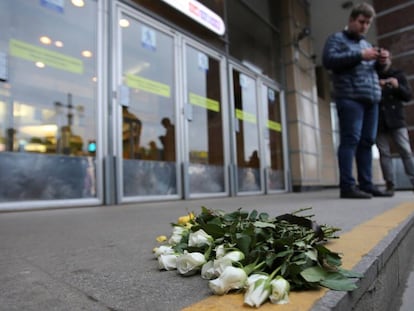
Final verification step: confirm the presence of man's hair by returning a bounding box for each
[350,2,376,19]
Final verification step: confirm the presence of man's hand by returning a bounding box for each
[379,77,398,88]
[361,47,379,60]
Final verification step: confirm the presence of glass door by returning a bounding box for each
[115,6,180,201]
[261,83,287,192]
[230,65,263,194]
[182,40,228,197]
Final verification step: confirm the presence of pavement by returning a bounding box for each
[0,189,413,311]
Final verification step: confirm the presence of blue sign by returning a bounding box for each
[40,0,64,14]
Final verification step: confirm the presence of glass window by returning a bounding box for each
[0,0,98,202]
[232,69,261,192]
[263,85,285,190]
[185,45,225,194]
[120,13,178,197]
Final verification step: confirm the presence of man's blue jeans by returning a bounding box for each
[336,99,379,192]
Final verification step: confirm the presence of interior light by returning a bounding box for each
[55,40,64,48]
[81,50,93,58]
[35,62,45,68]
[20,124,58,137]
[126,62,150,75]
[119,19,130,28]
[40,36,52,45]
[72,0,85,7]
[25,143,47,153]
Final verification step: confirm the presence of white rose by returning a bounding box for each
[269,276,290,304]
[208,266,247,295]
[215,245,226,258]
[176,252,206,276]
[188,229,213,247]
[153,245,175,257]
[244,274,271,308]
[222,250,245,262]
[201,260,217,280]
[158,254,178,270]
[168,226,186,245]
[212,256,233,275]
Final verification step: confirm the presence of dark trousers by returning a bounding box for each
[336,99,379,191]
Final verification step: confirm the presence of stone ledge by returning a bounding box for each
[311,212,414,311]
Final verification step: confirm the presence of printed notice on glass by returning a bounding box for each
[268,89,275,102]
[41,0,65,14]
[0,52,7,81]
[198,52,209,71]
[141,26,156,51]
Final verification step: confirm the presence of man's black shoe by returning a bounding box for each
[340,188,372,199]
[363,186,393,197]
[386,182,395,196]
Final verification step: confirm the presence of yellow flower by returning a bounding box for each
[177,212,195,225]
[156,235,167,242]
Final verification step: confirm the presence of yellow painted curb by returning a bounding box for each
[182,202,414,311]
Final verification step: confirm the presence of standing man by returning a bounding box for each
[323,2,391,199]
[376,55,414,196]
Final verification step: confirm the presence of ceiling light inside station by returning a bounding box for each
[81,50,93,58]
[72,0,85,7]
[119,19,130,28]
[35,62,45,68]
[40,36,52,45]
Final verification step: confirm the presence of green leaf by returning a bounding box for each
[294,241,306,248]
[305,249,318,261]
[236,234,252,255]
[320,277,358,291]
[300,266,328,282]
[337,268,363,278]
[325,252,343,266]
[254,221,275,229]
[258,212,270,221]
[249,210,258,221]
[274,249,294,258]
[201,223,225,239]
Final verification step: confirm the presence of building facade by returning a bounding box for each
[1,0,410,211]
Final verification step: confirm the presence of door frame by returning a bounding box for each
[259,78,289,194]
[180,36,230,199]
[112,2,182,203]
[228,62,265,195]
[228,62,289,196]
[111,2,232,203]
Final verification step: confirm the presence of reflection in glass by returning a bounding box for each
[263,86,285,190]
[120,15,177,197]
[226,0,281,81]
[186,46,225,194]
[232,69,261,192]
[0,0,98,202]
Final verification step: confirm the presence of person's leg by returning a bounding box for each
[336,99,364,191]
[376,130,394,187]
[357,102,378,191]
[392,127,414,187]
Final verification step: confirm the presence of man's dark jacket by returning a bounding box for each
[323,30,382,104]
[378,67,412,131]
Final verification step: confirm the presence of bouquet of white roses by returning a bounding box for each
[153,207,361,308]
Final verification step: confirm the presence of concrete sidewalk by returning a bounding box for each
[0,189,413,311]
